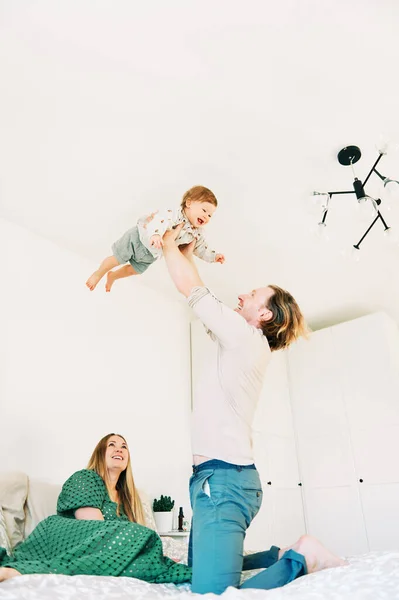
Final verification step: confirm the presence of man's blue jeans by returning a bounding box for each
[188,460,306,594]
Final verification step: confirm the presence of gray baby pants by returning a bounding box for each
[112,226,156,274]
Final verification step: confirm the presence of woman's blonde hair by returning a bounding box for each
[261,285,308,351]
[87,433,145,525]
[181,185,218,208]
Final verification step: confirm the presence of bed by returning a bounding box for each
[1,472,398,599]
[1,550,398,599]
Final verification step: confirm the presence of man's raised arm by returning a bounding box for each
[162,227,248,349]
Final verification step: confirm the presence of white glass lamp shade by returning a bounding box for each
[384,227,399,246]
[376,135,399,155]
[305,191,330,217]
[384,178,399,199]
[351,246,361,262]
[356,196,378,221]
[313,191,329,206]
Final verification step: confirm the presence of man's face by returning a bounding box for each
[234,286,275,327]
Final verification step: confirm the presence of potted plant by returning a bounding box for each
[152,495,175,533]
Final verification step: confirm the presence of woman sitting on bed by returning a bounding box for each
[0,432,346,589]
[0,433,192,584]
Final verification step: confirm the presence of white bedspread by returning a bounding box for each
[1,552,398,600]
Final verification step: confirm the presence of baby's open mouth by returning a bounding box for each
[197,218,204,225]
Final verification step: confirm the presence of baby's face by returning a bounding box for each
[184,201,216,228]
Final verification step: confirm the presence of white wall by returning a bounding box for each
[2,1,399,330]
[0,217,192,518]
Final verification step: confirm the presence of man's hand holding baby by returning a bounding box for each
[150,234,163,249]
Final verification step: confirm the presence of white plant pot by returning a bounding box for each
[154,511,174,533]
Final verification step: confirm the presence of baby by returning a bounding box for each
[86,185,225,292]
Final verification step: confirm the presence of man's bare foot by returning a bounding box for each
[86,272,102,291]
[0,567,21,582]
[289,535,348,574]
[105,271,116,292]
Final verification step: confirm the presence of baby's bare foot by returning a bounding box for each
[293,535,348,573]
[105,271,116,292]
[0,567,21,582]
[86,272,101,291]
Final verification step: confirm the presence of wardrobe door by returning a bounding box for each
[302,486,368,556]
[331,312,399,434]
[359,484,399,551]
[287,328,348,437]
[287,327,368,555]
[269,487,305,549]
[332,312,399,551]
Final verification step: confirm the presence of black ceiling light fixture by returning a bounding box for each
[313,144,399,250]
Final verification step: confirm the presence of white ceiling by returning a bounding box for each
[1,0,399,329]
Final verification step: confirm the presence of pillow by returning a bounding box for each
[0,506,13,557]
[138,489,157,531]
[24,479,61,538]
[0,471,28,548]
[24,481,157,535]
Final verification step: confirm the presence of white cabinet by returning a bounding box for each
[288,312,399,555]
[287,327,366,555]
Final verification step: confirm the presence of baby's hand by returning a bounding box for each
[150,234,163,249]
[215,254,225,264]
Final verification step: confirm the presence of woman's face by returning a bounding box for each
[104,435,129,473]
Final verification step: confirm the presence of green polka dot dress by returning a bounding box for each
[0,469,191,584]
